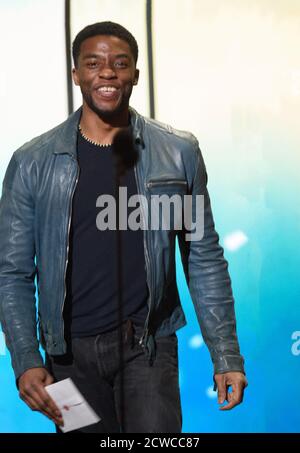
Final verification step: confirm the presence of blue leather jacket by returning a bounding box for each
[0,106,245,382]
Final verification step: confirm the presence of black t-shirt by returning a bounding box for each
[64,130,149,337]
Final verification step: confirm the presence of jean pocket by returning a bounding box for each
[155,338,178,370]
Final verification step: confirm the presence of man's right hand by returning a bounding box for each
[18,368,64,426]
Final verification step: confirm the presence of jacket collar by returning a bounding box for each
[53,105,145,156]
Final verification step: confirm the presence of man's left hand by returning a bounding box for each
[214,371,248,411]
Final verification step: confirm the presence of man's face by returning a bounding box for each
[72,34,139,119]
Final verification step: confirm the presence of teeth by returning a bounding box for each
[98,86,117,92]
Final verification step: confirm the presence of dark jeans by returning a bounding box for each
[45,319,182,433]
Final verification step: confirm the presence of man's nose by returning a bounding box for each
[99,63,117,78]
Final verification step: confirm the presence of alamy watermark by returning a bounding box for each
[95,188,204,241]
[291,331,300,356]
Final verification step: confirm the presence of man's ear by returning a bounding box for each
[72,67,80,86]
[133,68,139,85]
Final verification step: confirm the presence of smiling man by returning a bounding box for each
[0,21,247,433]
[73,30,139,138]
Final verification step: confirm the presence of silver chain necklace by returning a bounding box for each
[78,124,112,147]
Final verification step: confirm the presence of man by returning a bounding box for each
[0,21,247,433]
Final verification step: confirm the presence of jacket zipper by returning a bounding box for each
[61,156,80,345]
[134,164,153,348]
[146,179,187,189]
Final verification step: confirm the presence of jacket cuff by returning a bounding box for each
[212,354,245,390]
[13,351,45,387]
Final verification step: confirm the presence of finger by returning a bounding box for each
[217,379,227,404]
[231,382,244,403]
[227,391,234,403]
[29,389,62,423]
[219,387,243,411]
[25,396,56,422]
[20,392,63,425]
[23,387,63,425]
[34,384,62,418]
[219,399,237,411]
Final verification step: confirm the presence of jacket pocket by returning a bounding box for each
[145,179,188,231]
[145,178,187,191]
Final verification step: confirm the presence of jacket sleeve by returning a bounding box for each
[0,152,44,382]
[177,138,245,383]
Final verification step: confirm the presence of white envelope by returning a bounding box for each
[45,378,101,433]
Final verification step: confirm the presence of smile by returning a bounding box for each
[95,86,120,100]
[97,86,118,92]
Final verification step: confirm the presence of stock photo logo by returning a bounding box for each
[95,188,205,241]
[291,331,300,356]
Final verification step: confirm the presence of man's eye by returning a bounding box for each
[87,62,98,68]
[115,61,128,68]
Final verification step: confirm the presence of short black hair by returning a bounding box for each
[72,21,138,68]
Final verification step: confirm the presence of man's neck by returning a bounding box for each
[79,103,130,144]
